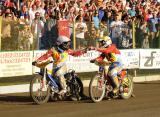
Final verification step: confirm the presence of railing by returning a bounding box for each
[0,16,159,51]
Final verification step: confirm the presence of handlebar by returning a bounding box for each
[32,60,54,67]
[90,59,110,66]
[32,61,37,66]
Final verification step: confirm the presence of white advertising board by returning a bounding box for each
[1,49,159,77]
[32,50,47,73]
[120,49,140,69]
[32,50,100,73]
[140,49,160,69]
[66,50,100,72]
[0,51,33,77]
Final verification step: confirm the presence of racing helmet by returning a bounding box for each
[56,36,71,50]
[98,36,112,47]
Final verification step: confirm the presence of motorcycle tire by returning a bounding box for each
[30,74,51,104]
[120,75,134,99]
[89,75,106,103]
[70,76,84,101]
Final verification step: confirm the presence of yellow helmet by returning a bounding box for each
[98,36,112,47]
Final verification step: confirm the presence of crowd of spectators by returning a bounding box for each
[0,0,160,50]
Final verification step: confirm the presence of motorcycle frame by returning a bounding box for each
[98,66,127,86]
[36,65,60,92]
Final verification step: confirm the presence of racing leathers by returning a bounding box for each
[91,44,123,94]
[34,47,86,94]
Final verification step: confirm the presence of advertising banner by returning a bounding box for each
[0,51,33,77]
[32,50,47,73]
[120,49,139,69]
[140,49,160,69]
[32,50,100,73]
[66,50,100,73]
[1,49,160,77]
[57,20,70,38]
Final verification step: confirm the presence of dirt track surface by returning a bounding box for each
[0,82,160,117]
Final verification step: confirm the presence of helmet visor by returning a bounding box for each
[63,41,71,45]
[98,40,104,47]
[62,41,71,49]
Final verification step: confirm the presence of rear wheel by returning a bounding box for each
[30,74,50,104]
[120,75,133,99]
[89,75,106,103]
[70,77,84,101]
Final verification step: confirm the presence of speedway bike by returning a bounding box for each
[89,61,133,103]
[30,62,83,104]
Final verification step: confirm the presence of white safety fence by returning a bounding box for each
[1,49,160,78]
[0,49,160,94]
[0,49,160,77]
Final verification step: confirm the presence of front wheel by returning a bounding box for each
[89,75,106,103]
[120,75,133,99]
[30,74,51,104]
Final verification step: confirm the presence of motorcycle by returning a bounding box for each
[89,61,133,103]
[30,62,84,104]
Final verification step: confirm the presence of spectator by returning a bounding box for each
[0,0,160,51]
[31,12,44,50]
[120,16,132,49]
[148,12,159,48]
[2,13,12,38]
[93,10,100,32]
[75,15,88,49]
[18,24,33,50]
[0,0,5,11]
[43,13,58,49]
[102,11,113,36]
[128,5,136,17]
[88,0,97,11]
[86,21,97,46]
[83,9,93,22]
[19,5,29,24]
[110,13,124,47]
[98,7,104,21]
[4,0,17,16]
[28,4,37,25]
[36,1,46,21]
[1,13,13,50]
[99,20,108,37]
[125,2,131,11]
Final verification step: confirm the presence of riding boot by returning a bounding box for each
[58,76,67,95]
[112,77,119,94]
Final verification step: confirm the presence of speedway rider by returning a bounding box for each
[89,36,123,95]
[33,36,86,94]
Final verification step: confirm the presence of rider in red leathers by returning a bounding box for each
[89,36,123,94]
[33,36,87,94]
